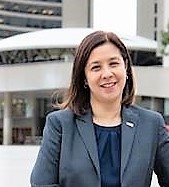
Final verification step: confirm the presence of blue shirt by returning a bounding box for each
[94,123,121,187]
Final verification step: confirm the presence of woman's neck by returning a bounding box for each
[91,100,122,127]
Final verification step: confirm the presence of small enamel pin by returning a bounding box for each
[126,122,134,128]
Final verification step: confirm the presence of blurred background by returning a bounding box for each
[0,0,169,186]
[0,0,169,145]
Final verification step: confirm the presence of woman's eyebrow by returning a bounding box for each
[109,56,121,61]
[87,61,100,66]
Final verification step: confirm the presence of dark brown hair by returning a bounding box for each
[62,30,135,115]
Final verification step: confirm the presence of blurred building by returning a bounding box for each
[0,0,93,38]
[0,0,93,145]
[137,0,169,124]
[0,27,162,145]
[137,0,169,42]
[0,0,169,145]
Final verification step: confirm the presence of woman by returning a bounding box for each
[30,31,169,187]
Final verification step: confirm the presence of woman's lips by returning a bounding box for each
[100,82,116,88]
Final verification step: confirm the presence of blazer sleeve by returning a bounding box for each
[154,112,169,187]
[30,113,62,187]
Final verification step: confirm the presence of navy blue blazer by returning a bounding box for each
[30,105,169,187]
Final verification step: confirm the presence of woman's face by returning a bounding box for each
[85,42,127,105]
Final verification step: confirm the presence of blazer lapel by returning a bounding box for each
[75,106,139,181]
[121,106,139,179]
[76,111,100,178]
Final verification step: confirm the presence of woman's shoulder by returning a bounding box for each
[128,104,163,119]
[46,108,74,120]
[43,109,76,130]
[125,105,165,129]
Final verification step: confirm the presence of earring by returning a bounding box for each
[84,84,87,89]
[126,75,128,80]
[84,79,88,89]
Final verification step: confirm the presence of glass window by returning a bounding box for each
[154,30,157,41]
[0,100,4,118]
[154,3,158,14]
[12,98,26,117]
[0,29,21,38]
[154,17,157,28]
[130,50,161,66]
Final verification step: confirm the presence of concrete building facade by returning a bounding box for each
[137,0,169,53]
[137,0,169,123]
[0,0,93,38]
[0,0,94,144]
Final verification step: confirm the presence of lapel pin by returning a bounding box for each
[126,122,134,128]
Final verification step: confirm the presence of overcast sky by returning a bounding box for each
[93,0,137,36]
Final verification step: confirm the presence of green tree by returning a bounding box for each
[161,22,169,55]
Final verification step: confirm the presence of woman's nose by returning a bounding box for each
[101,67,113,79]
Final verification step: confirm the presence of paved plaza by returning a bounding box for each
[0,146,39,187]
[0,145,159,187]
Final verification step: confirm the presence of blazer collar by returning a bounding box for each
[76,105,139,180]
[121,105,139,179]
[76,110,101,178]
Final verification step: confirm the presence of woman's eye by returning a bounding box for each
[91,65,100,71]
[110,61,119,66]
